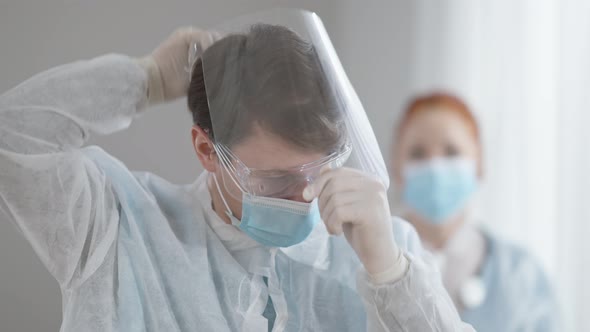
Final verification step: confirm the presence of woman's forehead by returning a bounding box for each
[402,108,476,143]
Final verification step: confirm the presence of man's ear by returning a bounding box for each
[191,125,217,172]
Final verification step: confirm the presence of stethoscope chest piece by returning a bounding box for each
[460,276,486,309]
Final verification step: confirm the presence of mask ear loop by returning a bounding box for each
[214,145,247,194]
[212,145,247,226]
[212,172,241,226]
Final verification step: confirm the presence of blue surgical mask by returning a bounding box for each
[402,158,478,224]
[213,174,320,247]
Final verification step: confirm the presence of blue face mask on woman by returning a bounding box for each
[402,158,478,224]
[213,174,321,247]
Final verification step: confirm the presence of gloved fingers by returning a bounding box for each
[324,203,362,235]
[190,31,218,54]
[166,27,214,49]
[187,30,222,77]
[320,191,360,234]
[317,176,365,211]
[303,166,366,202]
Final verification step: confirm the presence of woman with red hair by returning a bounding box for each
[391,92,559,332]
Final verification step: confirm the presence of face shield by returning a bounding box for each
[191,9,388,201]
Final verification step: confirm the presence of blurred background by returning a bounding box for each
[0,0,588,331]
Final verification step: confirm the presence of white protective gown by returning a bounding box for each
[0,54,475,332]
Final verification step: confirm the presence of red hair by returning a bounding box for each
[396,92,480,143]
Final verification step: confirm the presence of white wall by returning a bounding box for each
[0,1,413,330]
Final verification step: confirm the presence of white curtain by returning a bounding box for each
[556,1,590,331]
[405,1,589,330]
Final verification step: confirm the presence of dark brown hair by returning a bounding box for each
[188,24,345,153]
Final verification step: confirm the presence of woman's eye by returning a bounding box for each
[445,144,459,157]
[409,146,426,160]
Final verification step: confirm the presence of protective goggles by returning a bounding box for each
[215,143,352,199]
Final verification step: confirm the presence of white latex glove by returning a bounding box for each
[303,167,408,283]
[138,27,217,104]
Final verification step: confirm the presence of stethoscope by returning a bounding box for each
[459,276,487,309]
[433,252,487,309]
